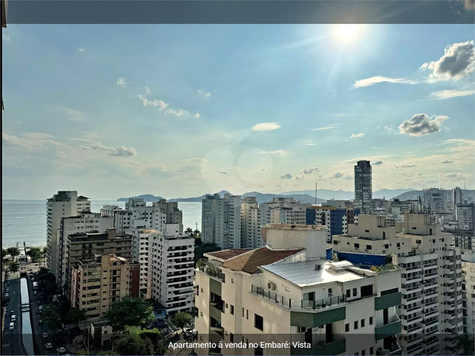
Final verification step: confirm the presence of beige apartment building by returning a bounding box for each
[70,254,131,323]
[63,229,132,297]
[195,223,402,356]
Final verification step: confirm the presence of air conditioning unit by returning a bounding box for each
[267,281,276,290]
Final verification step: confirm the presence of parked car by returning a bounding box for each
[9,322,14,330]
[11,314,16,322]
[43,332,49,338]
[45,343,53,349]
[56,347,67,354]
[5,293,9,299]
[10,310,14,315]
[38,305,43,311]
[38,319,43,325]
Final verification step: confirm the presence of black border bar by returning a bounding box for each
[4,0,475,25]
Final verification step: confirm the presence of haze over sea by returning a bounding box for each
[2,200,202,248]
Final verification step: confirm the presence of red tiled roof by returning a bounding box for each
[206,249,252,261]
[221,247,303,274]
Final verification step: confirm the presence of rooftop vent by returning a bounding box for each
[315,264,321,271]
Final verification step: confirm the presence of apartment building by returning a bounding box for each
[423,188,448,214]
[150,228,195,314]
[461,250,475,352]
[59,212,114,293]
[259,197,311,226]
[332,213,463,355]
[70,254,131,323]
[306,206,360,243]
[202,193,242,249]
[354,160,372,214]
[100,198,183,236]
[46,191,91,279]
[453,187,463,213]
[241,197,265,249]
[63,229,132,298]
[456,203,475,231]
[195,223,402,356]
[127,228,155,299]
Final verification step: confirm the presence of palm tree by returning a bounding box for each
[7,247,20,262]
[456,334,475,355]
[185,227,194,237]
[9,261,20,274]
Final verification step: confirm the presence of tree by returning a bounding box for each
[194,243,221,264]
[129,328,166,355]
[185,227,194,236]
[65,307,86,325]
[9,261,20,274]
[41,305,62,332]
[2,249,8,259]
[6,247,20,261]
[384,254,393,265]
[103,297,155,332]
[26,247,42,263]
[114,334,154,355]
[456,334,475,355]
[172,312,193,332]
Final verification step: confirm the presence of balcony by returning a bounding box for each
[375,315,402,340]
[291,337,346,355]
[376,342,402,356]
[196,262,225,282]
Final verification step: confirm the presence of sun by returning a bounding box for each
[334,24,362,42]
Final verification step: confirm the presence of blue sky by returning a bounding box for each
[2,24,475,200]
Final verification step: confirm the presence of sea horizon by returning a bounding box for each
[2,200,202,248]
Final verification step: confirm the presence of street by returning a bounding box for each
[2,277,27,355]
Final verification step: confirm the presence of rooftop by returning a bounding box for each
[221,247,303,274]
[261,259,366,287]
[263,223,327,231]
[206,249,252,261]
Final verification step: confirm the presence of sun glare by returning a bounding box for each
[334,24,361,42]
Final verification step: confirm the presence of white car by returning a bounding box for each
[9,322,14,330]
[42,332,49,338]
[45,343,53,349]
[56,347,67,354]
[11,314,16,322]
[38,306,43,311]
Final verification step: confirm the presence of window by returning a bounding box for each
[346,289,351,298]
[361,319,365,327]
[416,240,421,244]
[370,347,374,355]
[255,314,264,331]
[354,243,360,249]
[247,310,249,319]
[366,245,372,250]
[230,333,234,342]
[354,321,358,330]
[230,305,234,315]
[334,241,339,245]
[353,288,357,297]
[328,288,333,297]
[345,323,350,332]
[242,308,245,317]
[361,350,366,355]
[369,317,373,325]
[383,232,386,239]
[231,278,234,284]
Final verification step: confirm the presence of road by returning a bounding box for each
[1,277,27,355]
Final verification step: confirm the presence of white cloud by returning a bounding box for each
[197,90,211,98]
[279,173,293,180]
[373,161,383,165]
[2,33,11,42]
[145,86,151,95]
[398,114,449,137]
[333,172,344,179]
[312,125,338,131]
[426,89,475,100]
[258,150,284,155]
[116,77,129,87]
[393,164,418,169]
[440,173,465,180]
[421,41,475,81]
[2,132,55,151]
[351,76,417,89]
[166,109,189,117]
[57,107,87,123]
[138,95,168,109]
[305,143,316,146]
[56,151,66,159]
[441,160,454,164]
[81,142,137,157]
[252,122,281,131]
[195,113,201,119]
[350,133,365,138]
[77,48,86,52]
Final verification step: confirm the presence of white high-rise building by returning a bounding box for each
[423,188,448,214]
[461,250,475,352]
[456,203,475,231]
[194,223,403,356]
[59,211,114,292]
[332,213,463,355]
[453,187,463,213]
[101,198,183,236]
[127,228,155,299]
[202,193,241,249]
[241,197,265,249]
[150,227,194,314]
[47,191,91,278]
[259,197,311,226]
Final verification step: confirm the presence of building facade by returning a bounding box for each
[461,250,475,352]
[194,223,402,356]
[46,191,91,279]
[354,160,372,214]
[150,228,195,314]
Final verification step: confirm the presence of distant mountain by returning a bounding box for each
[117,194,163,202]
[392,189,475,202]
[242,192,325,204]
[169,190,231,202]
[283,188,415,201]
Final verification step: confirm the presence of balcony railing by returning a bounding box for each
[250,285,346,311]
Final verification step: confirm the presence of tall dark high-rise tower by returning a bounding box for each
[354,160,372,214]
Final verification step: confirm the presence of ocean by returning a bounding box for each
[1,200,202,248]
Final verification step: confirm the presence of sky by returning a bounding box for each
[2,24,475,200]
